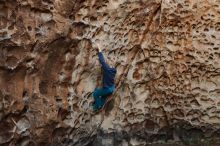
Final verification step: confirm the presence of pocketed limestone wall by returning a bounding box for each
[0,0,220,145]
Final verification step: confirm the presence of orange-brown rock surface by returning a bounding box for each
[1,0,220,145]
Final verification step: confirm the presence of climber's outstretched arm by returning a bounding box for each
[97,44,110,70]
[98,52,110,70]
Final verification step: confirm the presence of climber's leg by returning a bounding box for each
[93,94,107,110]
[92,95,103,110]
[93,85,115,98]
[92,87,114,110]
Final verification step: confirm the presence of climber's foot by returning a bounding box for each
[92,103,98,110]
[92,103,102,113]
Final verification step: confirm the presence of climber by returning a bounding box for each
[92,44,117,111]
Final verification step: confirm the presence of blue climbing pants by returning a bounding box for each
[93,85,115,110]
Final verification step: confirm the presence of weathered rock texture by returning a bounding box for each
[1,0,220,145]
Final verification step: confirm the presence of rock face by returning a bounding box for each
[1,0,220,145]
